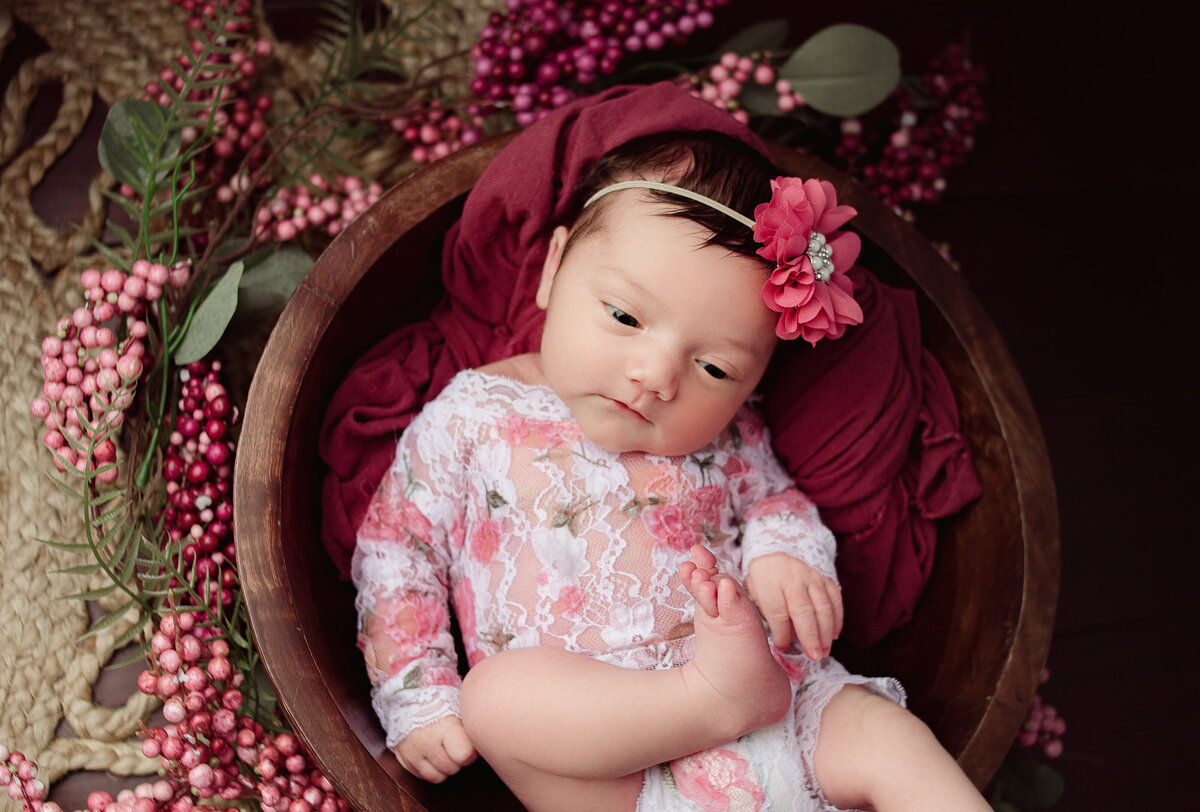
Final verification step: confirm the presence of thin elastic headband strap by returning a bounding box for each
[582,180,756,228]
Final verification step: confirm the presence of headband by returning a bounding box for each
[583,177,864,345]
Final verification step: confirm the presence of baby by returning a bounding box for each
[352,130,989,811]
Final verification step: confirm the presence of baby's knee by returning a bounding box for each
[816,685,983,811]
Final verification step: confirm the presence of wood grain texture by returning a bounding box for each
[235,133,1057,810]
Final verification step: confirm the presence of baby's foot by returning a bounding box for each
[678,545,791,739]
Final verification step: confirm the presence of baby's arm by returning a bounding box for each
[727,413,842,659]
[352,416,476,782]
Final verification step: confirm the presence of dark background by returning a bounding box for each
[4,1,1196,809]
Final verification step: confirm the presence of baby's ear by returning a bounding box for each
[536,225,570,310]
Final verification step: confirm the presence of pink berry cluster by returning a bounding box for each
[134,611,348,812]
[390,100,489,165]
[835,42,986,212]
[251,175,383,243]
[30,261,191,481]
[677,50,806,125]
[470,0,727,126]
[1,746,50,810]
[1017,668,1066,759]
[159,361,237,611]
[138,0,274,251]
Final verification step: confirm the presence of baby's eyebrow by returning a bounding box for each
[595,262,663,308]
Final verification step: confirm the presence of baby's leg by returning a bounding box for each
[814,685,991,812]
[459,545,790,811]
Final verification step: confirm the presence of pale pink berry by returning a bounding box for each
[168,264,189,288]
[101,269,126,293]
[147,264,169,285]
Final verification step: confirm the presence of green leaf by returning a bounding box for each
[717,19,789,56]
[60,581,121,602]
[236,245,314,316]
[174,261,245,364]
[990,747,1066,808]
[37,537,91,552]
[736,83,784,117]
[52,562,103,577]
[780,24,900,117]
[81,597,141,639]
[98,99,181,193]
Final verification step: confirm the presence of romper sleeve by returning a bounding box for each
[727,409,839,583]
[351,395,468,748]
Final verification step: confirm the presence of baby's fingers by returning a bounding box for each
[803,582,838,659]
[443,721,479,769]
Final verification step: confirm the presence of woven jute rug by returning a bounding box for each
[0,1,500,806]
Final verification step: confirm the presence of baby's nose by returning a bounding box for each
[626,349,679,401]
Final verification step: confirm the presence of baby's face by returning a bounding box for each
[536,192,778,457]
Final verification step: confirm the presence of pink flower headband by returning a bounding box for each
[583,177,864,345]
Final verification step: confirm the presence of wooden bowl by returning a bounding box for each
[235,132,1058,810]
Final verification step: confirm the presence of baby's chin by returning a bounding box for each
[577,424,711,459]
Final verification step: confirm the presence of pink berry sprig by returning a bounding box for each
[30,261,191,481]
[251,175,383,243]
[159,360,237,613]
[1,746,51,811]
[390,99,490,165]
[134,612,349,812]
[470,0,729,126]
[835,42,986,212]
[135,0,275,252]
[1016,668,1067,759]
[676,50,805,125]
[3,745,187,812]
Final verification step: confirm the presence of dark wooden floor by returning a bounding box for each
[5,2,1196,810]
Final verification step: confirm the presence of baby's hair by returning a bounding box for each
[560,130,780,261]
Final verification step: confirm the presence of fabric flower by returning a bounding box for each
[644,502,703,551]
[358,592,450,679]
[358,470,435,547]
[670,748,766,811]
[470,517,502,564]
[752,176,864,345]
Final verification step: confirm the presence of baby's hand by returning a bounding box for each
[391,715,478,783]
[744,553,843,660]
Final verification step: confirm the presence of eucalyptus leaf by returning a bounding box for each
[98,99,181,193]
[717,19,789,56]
[991,747,1066,808]
[781,24,900,117]
[737,83,785,117]
[236,245,314,316]
[174,261,245,364]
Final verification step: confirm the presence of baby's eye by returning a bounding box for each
[699,361,728,380]
[605,304,639,328]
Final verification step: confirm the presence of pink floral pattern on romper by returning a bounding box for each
[671,748,766,811]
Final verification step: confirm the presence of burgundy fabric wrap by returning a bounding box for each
[761,268,981,646]
[318,82,981,648]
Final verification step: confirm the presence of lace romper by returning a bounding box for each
[352,369,904,811]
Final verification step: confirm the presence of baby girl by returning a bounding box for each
[352,129,989,811]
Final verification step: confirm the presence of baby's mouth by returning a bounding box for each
[603,396,649,422]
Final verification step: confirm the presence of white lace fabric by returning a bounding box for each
[351,369,887,765]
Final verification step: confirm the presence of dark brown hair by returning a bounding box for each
[559,130,779,260]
